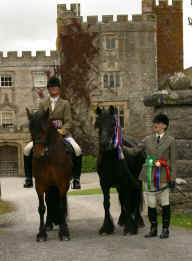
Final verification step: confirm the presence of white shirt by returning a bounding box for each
[50,96,59,111]
[156,132,165,140]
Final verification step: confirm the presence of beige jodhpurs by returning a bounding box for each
[144,183,170,208]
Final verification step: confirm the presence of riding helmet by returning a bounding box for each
[153,113,169,127]
[47,76,61,88]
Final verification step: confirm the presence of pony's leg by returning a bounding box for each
[36,193,47,242]
[99,186,114,235]
[58,193,70,241]
[134,182,145,228]
[123,190,137,236]
[117,187,126,227]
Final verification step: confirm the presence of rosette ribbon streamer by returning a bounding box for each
[154,158,170,190]
[114,114,123,160]
[146,155,156,190]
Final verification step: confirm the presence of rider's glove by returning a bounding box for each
[57,129,64,135]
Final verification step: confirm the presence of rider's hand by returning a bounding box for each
[57,129,64,135]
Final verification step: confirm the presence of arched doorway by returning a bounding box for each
[0,146,18,176]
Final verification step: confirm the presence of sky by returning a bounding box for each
[0,0,191,69]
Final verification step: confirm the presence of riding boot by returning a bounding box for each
[23,151,33,188]
[145,207,158,238]
[160,205,171,239]
[71,155,82,189]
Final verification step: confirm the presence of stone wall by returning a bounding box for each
[0,51,58,176]
[57,3,158,139]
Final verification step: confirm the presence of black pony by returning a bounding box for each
[95,106,145,235]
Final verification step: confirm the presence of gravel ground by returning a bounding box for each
[0,174,192,261]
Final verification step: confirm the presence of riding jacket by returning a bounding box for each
[39,97,72,137]
[123,132,176,184]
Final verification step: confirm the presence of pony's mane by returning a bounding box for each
[29,110,49,132]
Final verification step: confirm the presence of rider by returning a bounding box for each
[123,113,176,239]
[23,76,82,190]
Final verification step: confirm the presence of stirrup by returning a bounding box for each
[71,179,81,189]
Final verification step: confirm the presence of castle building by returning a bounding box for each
[0,0,183,177]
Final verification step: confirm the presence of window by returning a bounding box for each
[104,74,108,88]
[103,72,121,88]
[0,75,12,87]
[106,39,116,49]
[0,111,14,128]
[33,72,47,88]
[109,75,114,88]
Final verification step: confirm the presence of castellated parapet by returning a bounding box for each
[0,50,58,66]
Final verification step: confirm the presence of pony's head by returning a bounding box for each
[95,106,117,152]
[26,108,50,159]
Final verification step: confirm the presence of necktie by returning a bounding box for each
[51,99,55,111]
[157,136,160,144]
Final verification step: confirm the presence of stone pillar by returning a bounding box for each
[144,73,192,179]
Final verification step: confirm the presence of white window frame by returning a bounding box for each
[0,75,13,88]
[0,111,14,128]
[102,72,121,89]
[33,72,47,88]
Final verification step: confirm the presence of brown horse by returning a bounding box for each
[26,108,72,241]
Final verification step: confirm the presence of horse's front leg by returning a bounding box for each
[36,193,47,242]
[59,193,70,241]
[99,185,114,235]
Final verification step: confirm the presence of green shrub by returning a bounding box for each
[82,155,97,173]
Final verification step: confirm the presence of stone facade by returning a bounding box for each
[0,0,184,177]
[0,51,58,176]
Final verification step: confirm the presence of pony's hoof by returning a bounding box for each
[99,226,114,235]
[36,232,48,242]
[59,231,70,241]
[123,228,137,236]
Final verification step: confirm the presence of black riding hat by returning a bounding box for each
[47,76,61,88]
[153,113,169,127]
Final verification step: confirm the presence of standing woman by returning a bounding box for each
[123,113,176,239]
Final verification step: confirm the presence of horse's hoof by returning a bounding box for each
[59,231,70,241]
[36,232,48,242]
[63,236,70,241]
[99,226,114,235]
[123,228,137,236]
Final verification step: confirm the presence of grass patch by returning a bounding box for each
[0,200,16,215]
[68,188,117,196]
[158,213,192,230]
[82,155,97,173]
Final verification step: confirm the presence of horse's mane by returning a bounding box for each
[29,110,52,132]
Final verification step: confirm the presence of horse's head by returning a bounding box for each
[26,108,50,159]
[95,106,117,152]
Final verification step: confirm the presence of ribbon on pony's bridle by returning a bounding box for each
[113,114,123,160]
